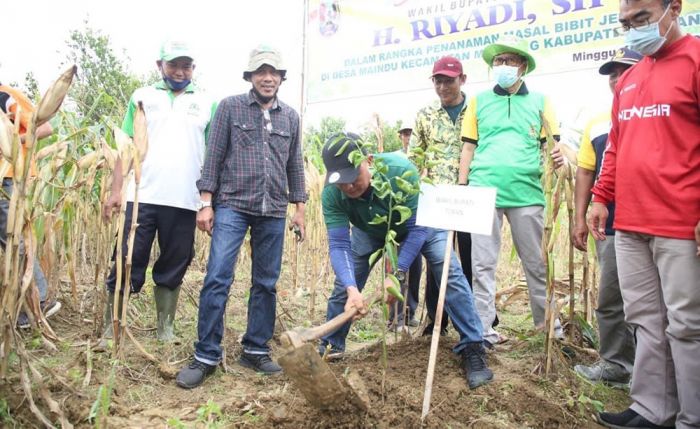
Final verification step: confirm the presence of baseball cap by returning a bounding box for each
[598,47,642,75]
[431,56,463,78]
[160,40,194,61]
[243,45,287,80]
[322,132,365,185]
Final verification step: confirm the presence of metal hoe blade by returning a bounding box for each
[279,343,368,411]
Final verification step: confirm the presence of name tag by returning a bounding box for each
[416,184,497,235]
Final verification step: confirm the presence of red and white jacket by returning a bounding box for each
[592,35,700,240]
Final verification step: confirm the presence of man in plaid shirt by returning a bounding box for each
[177,45,306,388]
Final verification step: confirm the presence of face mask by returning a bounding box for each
[163,76,191,91]
[492,65,520,89]
[625,5,673,56]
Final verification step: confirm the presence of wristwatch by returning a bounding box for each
[196,200,212,211]
[393,269,407,284]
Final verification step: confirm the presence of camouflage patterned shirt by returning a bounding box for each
[409,95,467,185]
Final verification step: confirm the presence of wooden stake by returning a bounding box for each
[421,230,454,421]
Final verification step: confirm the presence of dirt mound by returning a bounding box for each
[262,337,583,428]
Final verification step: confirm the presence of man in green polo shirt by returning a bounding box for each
[458,37,564,347]
[319,132,493,389]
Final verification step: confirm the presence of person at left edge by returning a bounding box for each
[177,45,306,388]
[0,82,60,328]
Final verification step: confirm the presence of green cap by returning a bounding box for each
[482,36,536,74]
[160,40,194,61]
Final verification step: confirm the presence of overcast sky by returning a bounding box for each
[2,1,308,113]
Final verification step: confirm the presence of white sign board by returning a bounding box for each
[416,184,497,236]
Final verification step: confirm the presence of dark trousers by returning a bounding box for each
[106,202,196,294]
[426,231,472,330]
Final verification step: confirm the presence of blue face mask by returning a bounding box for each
[163,76,191,91]
[625,5,673,56]
[492,65,520,89]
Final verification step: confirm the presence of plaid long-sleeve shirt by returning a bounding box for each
[197,90,306,218]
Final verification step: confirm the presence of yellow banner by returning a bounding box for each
[306,0,700,103]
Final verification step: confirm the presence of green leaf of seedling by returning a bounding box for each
[395,176,415,194]
[385,241,398,268]
[382,303,389,320]
[387,273,400,288]
[387,285,405,302]
[368,214,388,225]
[374,182,392,199]
[401,170,417,180]
[387,229,398,245]
[376,161,390,175]
[394,205,413,225]
[349,149,365,167]
[368,248,383,267]
[328,133,346,150]
[335,140,350,157]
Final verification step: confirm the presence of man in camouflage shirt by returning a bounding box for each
[409,56,473,335]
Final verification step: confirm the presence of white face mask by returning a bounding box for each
[492,65,520,89]
[625,4,674,56]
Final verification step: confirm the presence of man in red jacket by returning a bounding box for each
[588,1,700,428]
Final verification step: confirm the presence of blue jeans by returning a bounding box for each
[321,227,483,354]
[0,178,48,301]
[194,206,285,364]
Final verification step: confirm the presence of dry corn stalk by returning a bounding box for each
[132,101,148,163]
[34,65,77,128]
[0,65,76,426]
[35,141,69,161]
[77,151,100,170]
[540,113,566,376]
[565,166,575,341]
[100,138,118,170]
[114,127,132,154]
